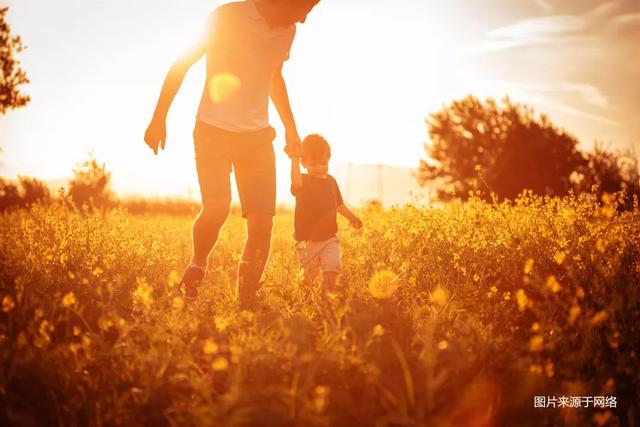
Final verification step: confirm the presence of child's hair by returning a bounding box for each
[301,134,331,161]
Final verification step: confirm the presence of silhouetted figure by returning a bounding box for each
[291,134,363,291]
[144,0,320,309]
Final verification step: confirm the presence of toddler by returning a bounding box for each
[290,134,363,291]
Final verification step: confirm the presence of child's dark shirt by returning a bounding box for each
[291,174,344,242]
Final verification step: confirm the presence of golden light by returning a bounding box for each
[208,72,241,104]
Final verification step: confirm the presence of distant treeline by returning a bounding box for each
[2,96,639,213]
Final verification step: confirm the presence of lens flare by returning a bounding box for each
[208,72,241,104]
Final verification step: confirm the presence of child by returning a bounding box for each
[290,134,363,291]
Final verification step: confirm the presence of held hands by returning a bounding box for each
[284,130,301,159]
[350,216,363,229]
[144,117,167,155]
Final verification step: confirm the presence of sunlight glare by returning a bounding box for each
[208,72,241,104]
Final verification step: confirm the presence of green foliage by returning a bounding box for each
[0,7,30,115]
[68,155,113,209]
[419,96,584,201]
[0,194,638,426]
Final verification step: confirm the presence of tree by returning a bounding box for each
[68,155,113,208]
[573,143,640,210]
[417,96,585,201]
[1,6,30,115]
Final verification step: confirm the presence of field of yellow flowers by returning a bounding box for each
[1,192,639,426]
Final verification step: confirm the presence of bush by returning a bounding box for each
[573,143,640,211]
[68,155,113,209]
[0,176,51,212]
[0,177,21,212]
[18,176,51,206]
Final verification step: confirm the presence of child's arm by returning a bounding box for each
[291,157,303,192]
[337,204,363,229]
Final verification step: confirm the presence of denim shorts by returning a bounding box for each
[294,235,342,279]
[193,120,276,218]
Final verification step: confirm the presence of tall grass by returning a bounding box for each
[1,192,638,426]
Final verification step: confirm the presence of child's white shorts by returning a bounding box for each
[294,235,341,279]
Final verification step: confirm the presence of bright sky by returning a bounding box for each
[1,0,639,201]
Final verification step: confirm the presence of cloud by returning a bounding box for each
[501,81,610,108]
[532,0,553,14]
[607,13,640,36]
[471,0,639,54]
[537,101,619,126]
[487,15,585,38]
[480,80,617,124]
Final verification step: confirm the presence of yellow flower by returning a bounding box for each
[568,305,581,325]
[601,206,615,218]
[553,251,566,265]
[92,267,103,277]
[529,334,544,352]
[516,289,528,311]
[372,324,385,337]
[230,344,243,363]
[529,364,543,374]
[98,316,113,331]
[576,287,585,299]
[202,339,219,355]
[167,270,181,287]
[368,270,399,299]
[524,258,534,275]
[172,297,184,310]
[315,385,330,396]
[430,286,450,306]
[133,277,153,309]
[214,315,230,332]
[438,340,448,350]
[596,239,606,253]
[562,208,576,225]
[313,385,330,413]
[2,295,16,312]
[69,342,81,355]
[601,192,614,204]
[545,276,561,293]
[36,319,54,347]
[211,356,229,371]
[531,322,540,332]
[62,292,77,307]
[503,291,511,301]
[545,361,554,378]
[590,310,608,326]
